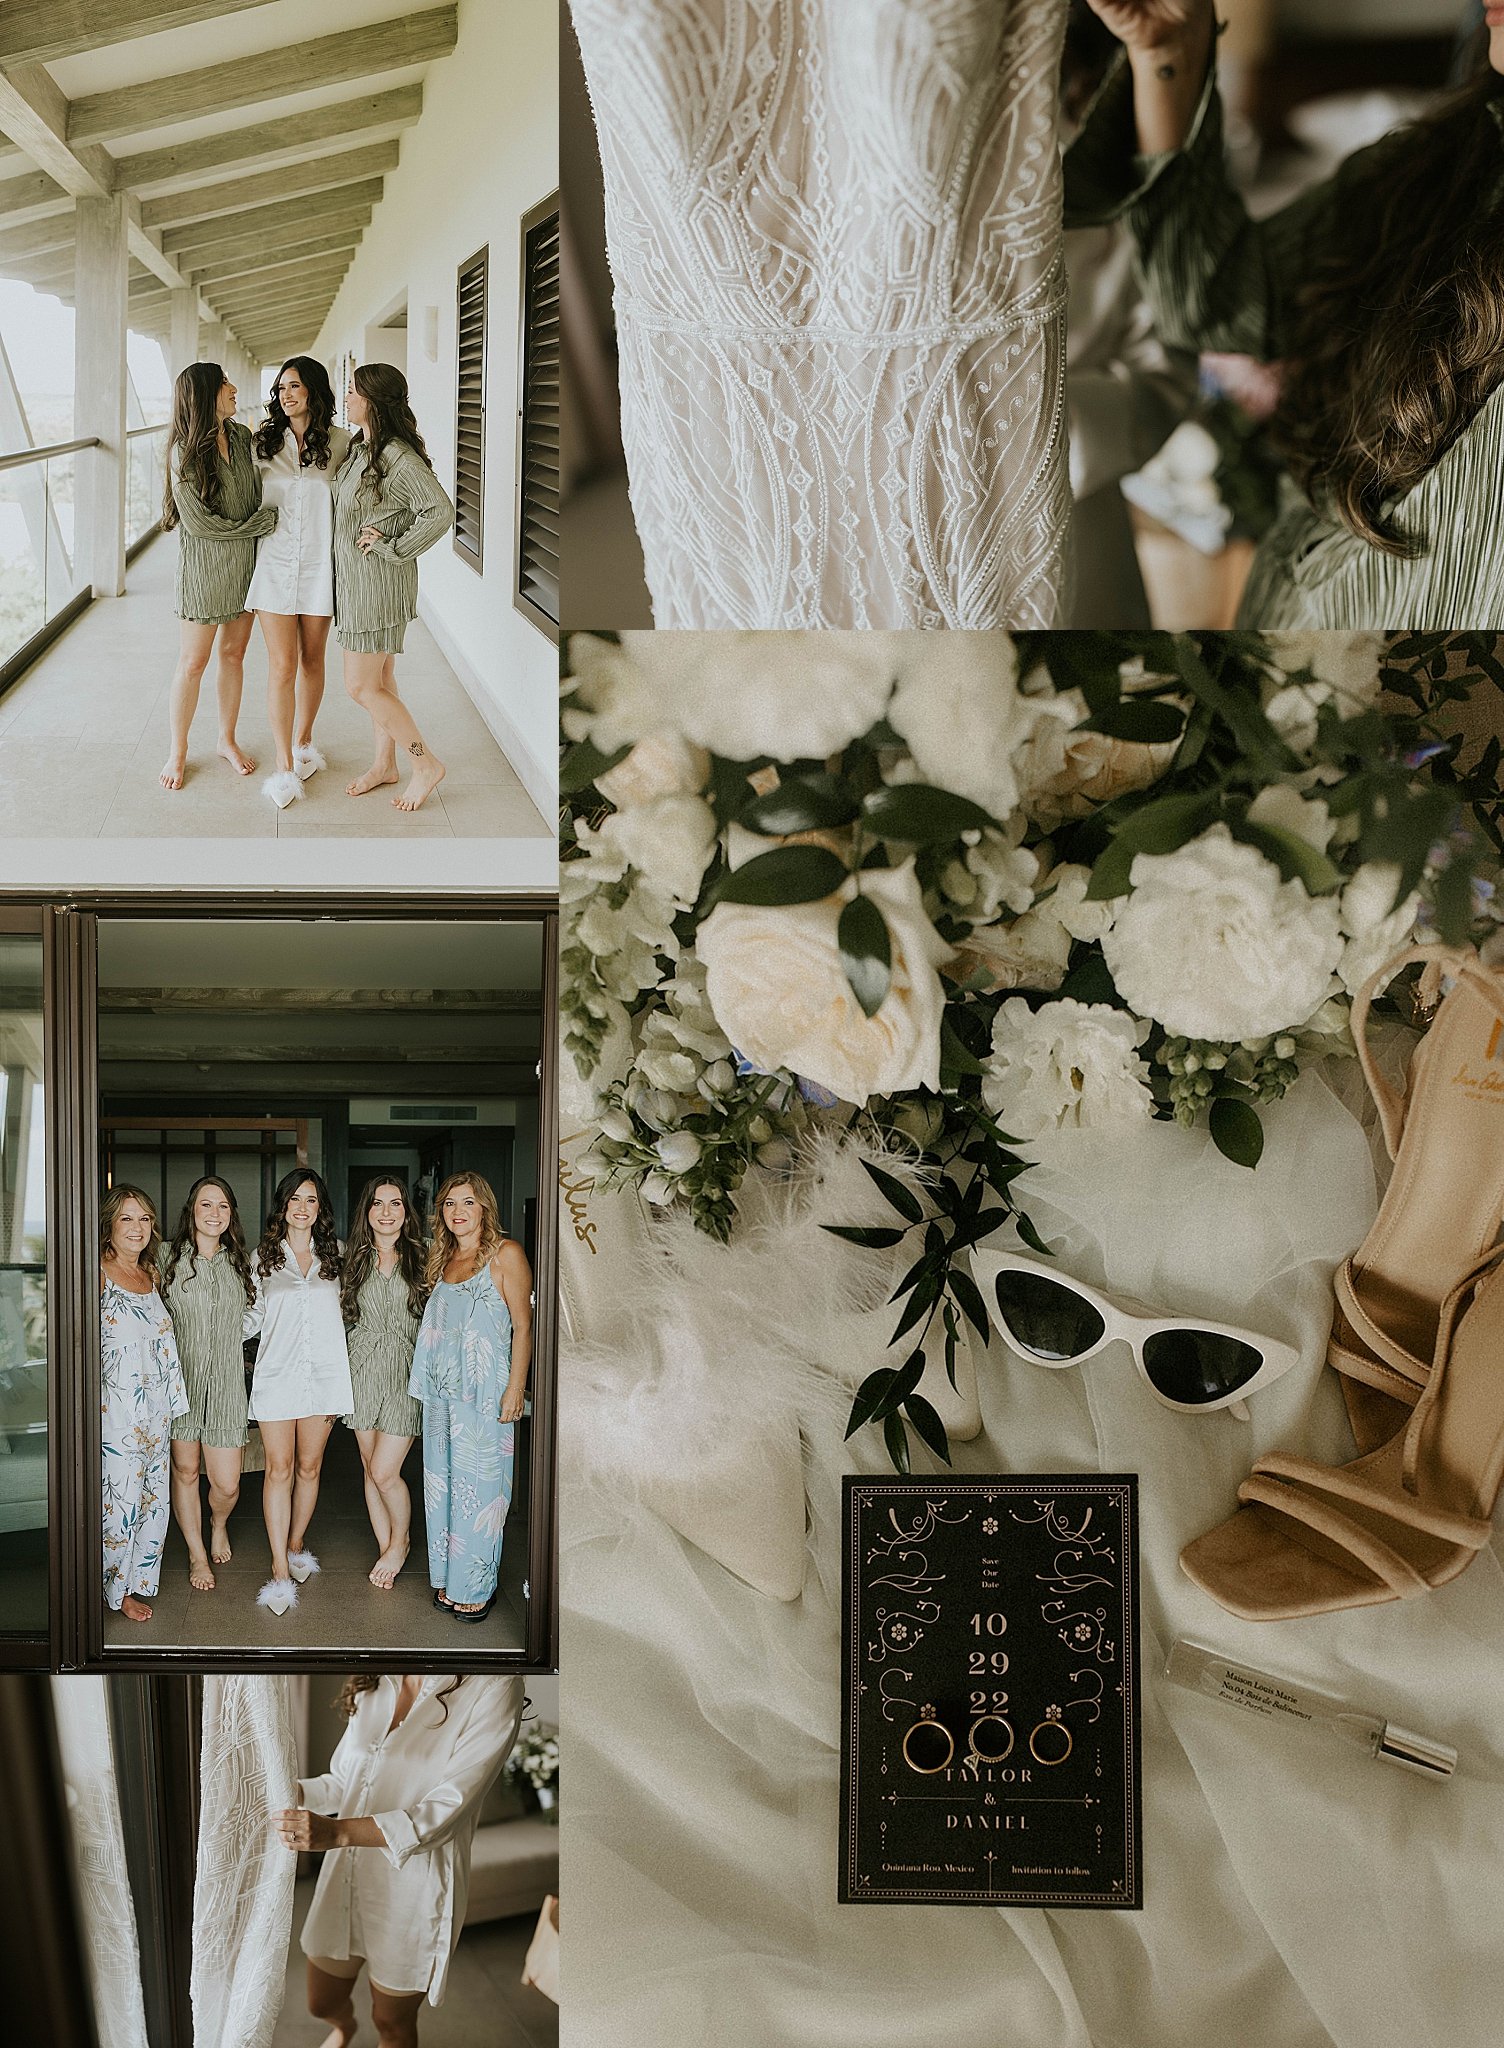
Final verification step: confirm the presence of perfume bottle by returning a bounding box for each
[1165,1640,1456,1779]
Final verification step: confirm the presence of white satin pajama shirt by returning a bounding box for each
[298,1675,525,2002]
[245,425,351,617]
[245,1244,354,1421]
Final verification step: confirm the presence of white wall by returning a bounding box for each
[314,0,558,818]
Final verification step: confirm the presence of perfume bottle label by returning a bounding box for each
[840,1474,1142,1910]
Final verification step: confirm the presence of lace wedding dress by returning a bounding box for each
[50,1679,149,2048]
[192,1676,298,2048]
[570,0,1071,627]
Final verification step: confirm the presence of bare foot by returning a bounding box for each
[211,1523,233,1565]
[159,755,187,791]
[393,757,445,812]
[433,1587,453,1608]
[121,1594,153,1622]
[369,1541,409,1590]
[347,762,398,797]
[218,738,256,775]
[188,1554,216,1592]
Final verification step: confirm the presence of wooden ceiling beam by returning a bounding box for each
[68,7,457,145]
[189,226,360,286]
[141,140,396,229]
[114,82,422,194]
[0,0,272,69]
[161,183,379,254]
[167,200,372,268]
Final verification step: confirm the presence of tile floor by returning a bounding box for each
[0,541,548,840]
[102,1437,529,1656]
[270,1879,558,2048]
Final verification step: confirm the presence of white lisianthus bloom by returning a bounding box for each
[1013,687,1177,826]
[1100,826,1344,1039]
[1262,632,1386,752]
[982,998,1155,1138]
[1336,861,1421,995]
[887,633,1057,820]
[1245,783,1336,854]
[578,795,718,910]
[939,823,1040,923]
[697,860,952,1103]
[619,630,902,758]
[656,1131,703,1175]
[949,862,1109,994]
[596,730,711,808]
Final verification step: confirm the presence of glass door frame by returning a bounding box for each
[5,891,558,1676]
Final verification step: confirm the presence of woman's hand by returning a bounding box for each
[273,1807,344,1853]
[500,1378,527,1425]
[357,524,383,554]
[1083,0,1212,52]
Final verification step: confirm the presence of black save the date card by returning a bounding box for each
[840,1475,1141,1910]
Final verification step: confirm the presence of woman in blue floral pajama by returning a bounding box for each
[408,1174,533,1622]
[101,1183,189,1621]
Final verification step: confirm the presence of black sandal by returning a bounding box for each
[432,1588,453,1609]
[451,1592,497,1624]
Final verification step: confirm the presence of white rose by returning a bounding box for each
[1336,861,1420,995]
[1262,632,1385,751]
[887,633,1055,820]
[597,731,710,809]
[698,860,952,1103]
[982,999,1155,1138]
[1013,687,1176,825]
[1042,863,1114,943]
[583,795,717,909]
[562,634,667,751]
[619,630,902,758]
[1246,783,1335,853]
[949,862,1108,994]
[1100,825,1344,1039]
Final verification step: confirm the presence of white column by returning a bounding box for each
[201,321,228,373]
[74,194,129,598]
[169,288,199,376]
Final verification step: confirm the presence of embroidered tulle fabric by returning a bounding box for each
[193,1676,297,2048]
[50,1678,149,2048]
[570,0,1071,627]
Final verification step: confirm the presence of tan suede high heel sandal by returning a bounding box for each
[1326,945,1504,1454]
[1179,1245,1504,1619]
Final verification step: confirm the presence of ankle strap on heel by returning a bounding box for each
[1350,944,1502,1159]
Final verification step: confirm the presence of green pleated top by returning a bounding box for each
[171,420,277,624]
[344,1263,423,1436]
[331,438,455,637]
[159,1242,252,1449]
[1064,59,1504,629]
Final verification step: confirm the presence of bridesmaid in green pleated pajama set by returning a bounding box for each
[339,1177,427,1591]
[161,1175,258,1593]
[334,363,455,814]
[159,362,277,792]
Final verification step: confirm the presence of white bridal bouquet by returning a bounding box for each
[561,630,1503,1465]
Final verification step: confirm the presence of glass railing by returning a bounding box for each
[0,437,95,678]
[125,423,169,556]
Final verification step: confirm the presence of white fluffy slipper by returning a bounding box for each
[262,769,303,811]
[293,743,327,782]
[257,1576,297,1615]
[287,1549,321,1584]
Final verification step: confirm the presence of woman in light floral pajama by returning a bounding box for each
[101,1184,189,1621]
[409,1175,532,1622]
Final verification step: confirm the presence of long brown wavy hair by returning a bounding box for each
[349,362,435,511]
[425,1173,506,1291]
[256,1167,341,1281]
[336,1674,466,1721]
[255,356,336,470]
[162,362,230,529]
[161,1175,256,1307]
[339,1176,429,1326]
[1276,53,1504,554]
[100,1183,161,1273]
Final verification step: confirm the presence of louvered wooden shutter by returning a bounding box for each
[514,193,560,637]
[454,247,488,568]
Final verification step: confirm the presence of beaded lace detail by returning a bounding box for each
[571,0,1071,627]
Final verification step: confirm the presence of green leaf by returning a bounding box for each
[861,783,997,842]
[1228,818,1343,896]
[1084,791,1220,900]
[1013,1211,1055,1259]
[889,1249,937,1305]
[1169,637,1297,771]
[882,1348,928,1413]
[560,736,631,794]
[949,1266,991,1342]
[903,1393,952,1464]
[740,772,861,836]
[1209,1096,1264,1169]
[883,1410,912,1475]
[1081,699,1186,744]
[1056,951,1126,1007]
[820,1223,910,1249]
[892,1269,941,1343]
[838,893,892,1019]
[1431,857,1476,948]
[861,1158,925,1223]
[711,844,849,907]
[845,1368,896,1439]
[939,1015,986,1077]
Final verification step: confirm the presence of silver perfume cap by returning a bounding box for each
[1378,1722,1457,1778]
